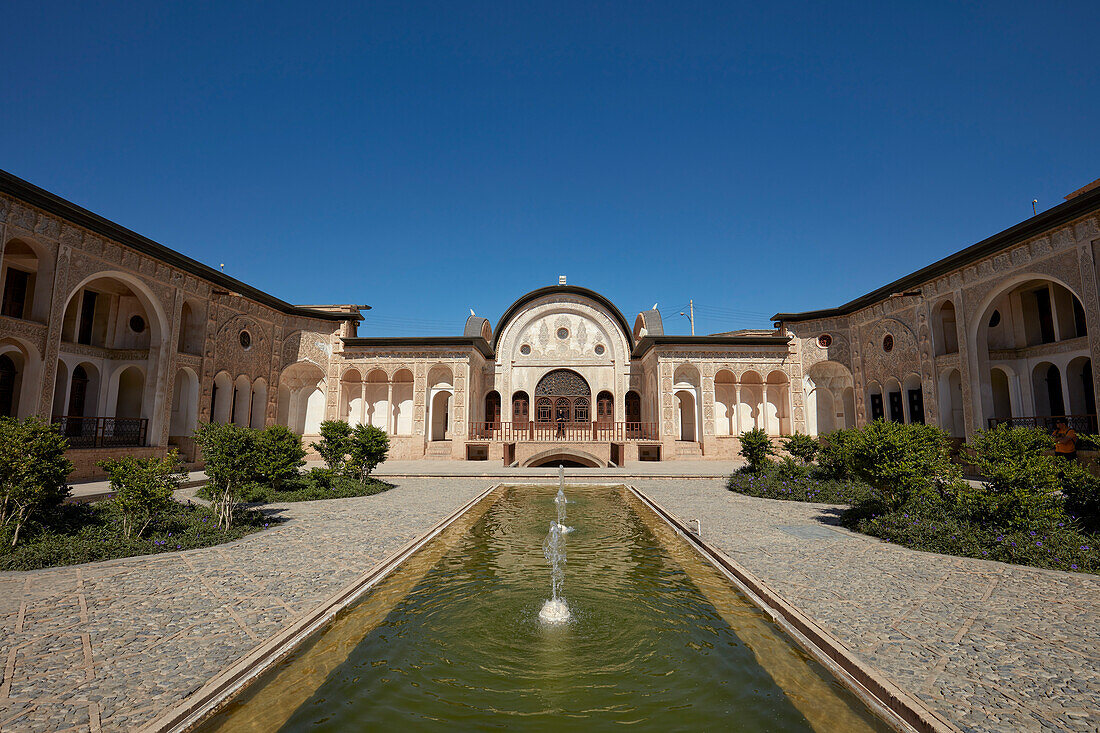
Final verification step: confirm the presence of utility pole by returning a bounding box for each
[681,300,695,335]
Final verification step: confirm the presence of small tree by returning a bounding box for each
[253,425,306,490]
[849,420,960,509]
[194,422,257,530]
[311,420,353,473]
[739,428,775,473]
[348,425,389,481]
[783,432,819,465]
[0,417,73,547]
[99,451,183,539]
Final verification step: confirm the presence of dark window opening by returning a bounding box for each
[77,291,98,345]
[1034,288,1055,344]
[2,269,29,319]
[888,391,904,422]
[907,389,925,424]
[1072,298,1088,339]
[870,393,884,421]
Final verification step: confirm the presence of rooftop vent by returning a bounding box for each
[559,275,567,285]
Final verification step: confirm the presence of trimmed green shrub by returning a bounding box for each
[848,420,961,510]
[253,425,306,490]
[98,451,184,539]
[959,425,1063,529]
[0,417,73,547]
[782,432,819,465]
[194,422,258,530]
[311,420,353,473]
[347,424,389,480]
[739,428,774,473]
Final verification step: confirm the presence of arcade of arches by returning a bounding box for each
[2,168,1100,472]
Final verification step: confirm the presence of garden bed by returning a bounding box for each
[0,501,273,572]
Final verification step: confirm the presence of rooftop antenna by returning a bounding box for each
[679,299,695,336]
[1032,199,1038,216]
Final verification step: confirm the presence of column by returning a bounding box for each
[734,384,741,434]
[386,381,394,434]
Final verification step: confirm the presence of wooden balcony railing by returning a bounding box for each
[468,421,659,442]
[988,414,1098,434]
[52,416,149,449]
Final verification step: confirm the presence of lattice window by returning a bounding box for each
[536,398,552,423]
[574,397,589,423]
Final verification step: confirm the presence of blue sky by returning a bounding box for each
[2,1,1097,336]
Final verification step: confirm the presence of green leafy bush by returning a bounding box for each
[815,429,858,480]
[98,451,184,539]
[959,425,1063,529]
[848,420,961,510]
[739,428,774,473]
[348,424,389,480]
[0,417,73,547]
[782,433,819,465]
[253,425,306,490]
[311,420,353,473]
[1061,460,1100,532]
[194,422,258,530]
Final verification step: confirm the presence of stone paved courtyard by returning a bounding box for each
[0,475,1097,732]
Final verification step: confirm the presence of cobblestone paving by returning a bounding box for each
[0,478,486,732]
[634,479,1100,733]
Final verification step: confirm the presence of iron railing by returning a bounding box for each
[987,415,1097,434]
[468,421,659,442]
[52,416,148,449]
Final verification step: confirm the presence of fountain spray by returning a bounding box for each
[540,466,571,623]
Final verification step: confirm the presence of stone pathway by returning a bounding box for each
[634,479,1100,733]
[0,478,486,732]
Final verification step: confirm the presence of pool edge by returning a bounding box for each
[136,483,500,733]
[627,485,963,733]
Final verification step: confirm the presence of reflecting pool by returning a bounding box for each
[199,485,892,732]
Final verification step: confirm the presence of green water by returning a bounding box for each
[203,486,891,732]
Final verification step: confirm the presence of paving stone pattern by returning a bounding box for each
[0,479,486,732]
[634,479,1100,733]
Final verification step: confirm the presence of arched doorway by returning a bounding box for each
[676,390,696,441]
[596,391,613,425]
[534,369,591,425]
[431,390,452,441]
[485,391,501,426]
[512,391,530,425]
